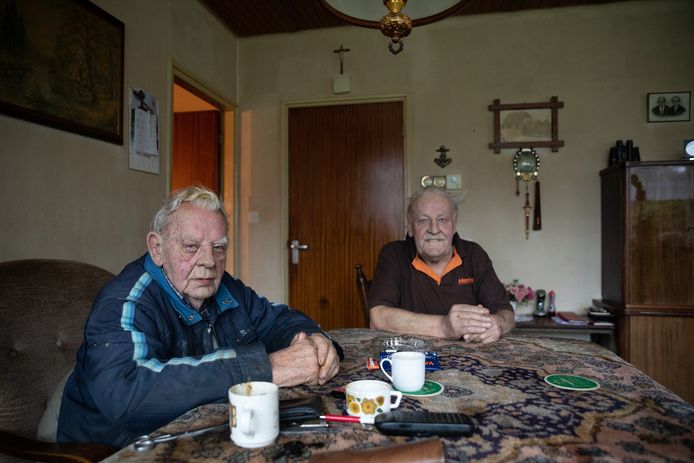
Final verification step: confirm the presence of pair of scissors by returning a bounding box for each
[133,422,228,451]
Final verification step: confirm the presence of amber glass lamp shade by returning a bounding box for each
[320,0,470,54]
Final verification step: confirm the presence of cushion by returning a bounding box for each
[36,369,73,442]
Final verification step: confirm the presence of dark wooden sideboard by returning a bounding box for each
[599,160,693,403]
[513,316,616,353]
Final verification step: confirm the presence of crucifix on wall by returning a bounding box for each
[332,44,351,94]
[333,45,350,74]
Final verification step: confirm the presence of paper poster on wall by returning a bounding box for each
[129,87,160,174]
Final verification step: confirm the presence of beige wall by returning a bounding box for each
[0,0,238,274]
[1,0,692,313]
[237,0,694,310]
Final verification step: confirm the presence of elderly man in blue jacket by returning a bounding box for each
[58,185,341,448]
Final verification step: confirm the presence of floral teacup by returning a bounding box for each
[345,380,402,423]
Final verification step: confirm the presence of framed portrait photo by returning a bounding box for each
[647,91,690,123]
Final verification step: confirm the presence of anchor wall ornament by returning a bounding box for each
[434,145,452,168]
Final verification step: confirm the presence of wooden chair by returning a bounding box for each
[0,259,118,462]
[354,264,371,326]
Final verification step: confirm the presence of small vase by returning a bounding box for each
[511,300,534,322]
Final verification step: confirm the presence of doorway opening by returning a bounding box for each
[172,72,236,274]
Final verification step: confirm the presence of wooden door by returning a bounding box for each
[172,110,220,193]
[288,102,404,330]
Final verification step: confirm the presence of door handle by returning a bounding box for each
[288,240,309,264]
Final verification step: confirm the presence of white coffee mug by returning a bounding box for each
[345,380,402,424]
[379,351,426,392]
[228,381,279,448]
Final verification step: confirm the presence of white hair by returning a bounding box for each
[406,186,460,225]
[151,185,228,234]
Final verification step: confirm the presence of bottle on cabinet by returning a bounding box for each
[548,290,556,316]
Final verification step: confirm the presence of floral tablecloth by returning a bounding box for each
[104,328,694,462]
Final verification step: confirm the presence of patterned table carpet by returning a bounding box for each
[105,329,694,462]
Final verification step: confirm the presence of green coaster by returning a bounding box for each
[399,380,444,397]
[544,374,600,391]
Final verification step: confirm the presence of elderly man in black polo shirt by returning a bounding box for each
[369,186,515,343]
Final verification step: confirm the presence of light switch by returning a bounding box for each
[446,174,462,190]
[248,211,260,224]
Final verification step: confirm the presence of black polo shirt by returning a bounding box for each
[368,234,512,315]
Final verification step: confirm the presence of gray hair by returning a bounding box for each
[151,185,228,234]
[406,186,460,225]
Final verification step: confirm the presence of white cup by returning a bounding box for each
[228,381,279,448]
[379,351,426,392]
[345,380,402,424]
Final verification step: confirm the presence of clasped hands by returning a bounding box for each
[269,332,340,387]
[440,304,502,343]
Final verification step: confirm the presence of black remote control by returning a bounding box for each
[374,410,475,437]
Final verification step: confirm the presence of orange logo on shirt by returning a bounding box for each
[458,277,475,285]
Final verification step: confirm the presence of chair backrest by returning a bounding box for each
[0,259,114,440]
[354,264,371,326]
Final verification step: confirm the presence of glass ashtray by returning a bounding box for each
[374,336,432,353]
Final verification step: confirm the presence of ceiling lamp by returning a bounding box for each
[320,0,471,54]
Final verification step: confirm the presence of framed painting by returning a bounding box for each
[488,97,564,153]
[647,91,690,123]
[0,0,124,144]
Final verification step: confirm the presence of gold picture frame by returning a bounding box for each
[0,0,124,144]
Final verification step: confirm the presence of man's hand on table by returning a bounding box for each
[440,304,492,340]
[269,332,340,387]
[439,304,509,343]
[301,332,340,384]
[462,311,504,343]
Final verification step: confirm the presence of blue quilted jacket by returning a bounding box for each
[57,254,336,448]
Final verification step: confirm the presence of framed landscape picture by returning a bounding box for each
[488,97,564,153]
[647,91,690,123]
[0,0,124,144]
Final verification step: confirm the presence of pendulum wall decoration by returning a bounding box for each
[512,148,540,239]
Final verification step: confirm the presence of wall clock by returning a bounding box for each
[513,148,540,182]
[512,148,541,240]
[685,140,694,159]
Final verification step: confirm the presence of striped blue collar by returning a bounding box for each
[144,253,238,326]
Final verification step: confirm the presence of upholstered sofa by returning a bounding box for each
[0,259,117,462]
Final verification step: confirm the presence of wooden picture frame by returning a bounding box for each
[647,91,690,123]
[0,0,124,144]
[489,96,564,153]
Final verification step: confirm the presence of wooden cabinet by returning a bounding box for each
[598,161,693,403]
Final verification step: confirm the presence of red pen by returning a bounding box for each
[320,415,363,423]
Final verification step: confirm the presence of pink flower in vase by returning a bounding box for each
[505,279,535,304]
